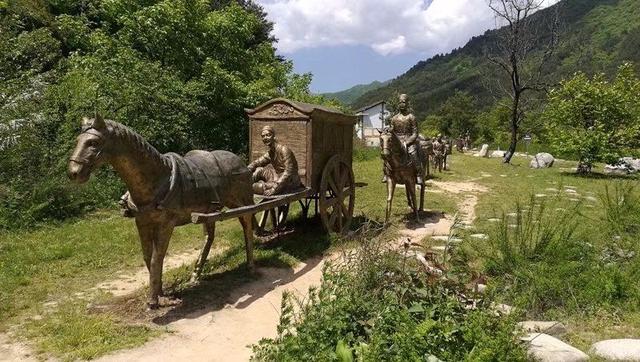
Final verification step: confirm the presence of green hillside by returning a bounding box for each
[352,0,640,120]
[322,80,389,105]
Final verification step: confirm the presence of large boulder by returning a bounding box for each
[604,164,631,175]
[475,144,489,157]
[590,339,640,361]
[618,157,640,172]
[521,333,589,362]
[530,153,555,169]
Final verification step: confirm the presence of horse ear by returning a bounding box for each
[92,113,105,129]
[81,117,91,127]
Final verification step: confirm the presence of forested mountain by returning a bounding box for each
[322,80,389,105]
[351,0,640,121]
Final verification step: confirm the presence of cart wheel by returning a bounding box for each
[319,155,355,234]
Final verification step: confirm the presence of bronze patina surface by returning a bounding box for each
[248,125,303,196]
[388,94,424,185]
[68,115,255,309]
[380,94,429,223]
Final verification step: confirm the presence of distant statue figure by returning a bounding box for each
[248,125,303,196]
[383,93,424,185]
[456,135,465,153]
[432,134,446,172]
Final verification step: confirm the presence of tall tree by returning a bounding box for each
[485,0,559,163]
[545,63,640,173]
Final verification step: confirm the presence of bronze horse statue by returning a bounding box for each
[379,127,429,223]
[68,115,255,309]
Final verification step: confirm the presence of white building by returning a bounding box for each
[355,100,387,147]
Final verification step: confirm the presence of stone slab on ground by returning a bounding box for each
[521,333,589,362]
[517,321,567,336]
[590,339,640,361]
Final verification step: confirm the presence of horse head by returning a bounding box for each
[379,127,404,159]
[379,127,394,159]
[68,115,109,183]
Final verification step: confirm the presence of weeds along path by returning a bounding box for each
[92,180,487,362]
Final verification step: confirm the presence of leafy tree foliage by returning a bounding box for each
[421,91,479,138]
[545,63,640,173]
[0,0,316,229]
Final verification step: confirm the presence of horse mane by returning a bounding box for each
[105,120,170,168]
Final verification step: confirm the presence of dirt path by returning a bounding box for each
[2,180,487,362]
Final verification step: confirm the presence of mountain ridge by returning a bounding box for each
[350,0,640,120]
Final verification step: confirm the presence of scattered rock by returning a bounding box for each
[487,218,501,223]
[415,253,444,276]
[477,144,489,157]
[490,150,505,158]
[492,303,516,316]
[565,189,578,194]
[530,153,555,169]
[569,198,580,202]
[535,194,547,198]
[619,157,640,172]
[517,321,567,337]
[507,212,517,217]
[604,164,632,175]
[522,333,589,362]
[585,196,598,203]
[430,245,447,252]
[470,234,488,240]
[590,339,640,361]
[500,174,507,177]
[508,224,517,228]
[546,188,559,192]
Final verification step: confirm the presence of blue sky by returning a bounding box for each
[257,0,557,93]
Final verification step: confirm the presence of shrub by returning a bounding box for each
[481,191,640,316]
[252,238,527,361]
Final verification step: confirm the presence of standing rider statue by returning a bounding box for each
[382,94,424,185]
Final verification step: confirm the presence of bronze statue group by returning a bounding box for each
[66,94,469,310]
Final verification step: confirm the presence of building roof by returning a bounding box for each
[355,100,385,113]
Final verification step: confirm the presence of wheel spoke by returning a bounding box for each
[340,200,350,218]
[329,207,339,228]
[328,177,339,195]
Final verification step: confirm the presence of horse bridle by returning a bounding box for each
[69,126,105,166]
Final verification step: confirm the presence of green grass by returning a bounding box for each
[2,153,640,359]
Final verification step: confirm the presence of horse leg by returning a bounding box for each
[135,218,153,273]
[192,222,215,281]
[148,222,173,309]
[239,214,255,274]
[385,180,396,224]
[405,185,412,207]
[406,180,418,220]
[419,183,425,214]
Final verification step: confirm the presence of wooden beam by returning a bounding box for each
[191,188,313,224]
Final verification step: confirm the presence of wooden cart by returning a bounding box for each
[190,99,358,276]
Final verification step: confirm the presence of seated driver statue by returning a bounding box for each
[248,125,303,196]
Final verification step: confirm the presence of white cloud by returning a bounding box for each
[257,0,558,56]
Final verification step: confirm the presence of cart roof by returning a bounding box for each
[246,98,357,124]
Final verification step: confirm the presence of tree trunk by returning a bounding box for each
[503,93,520,164]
